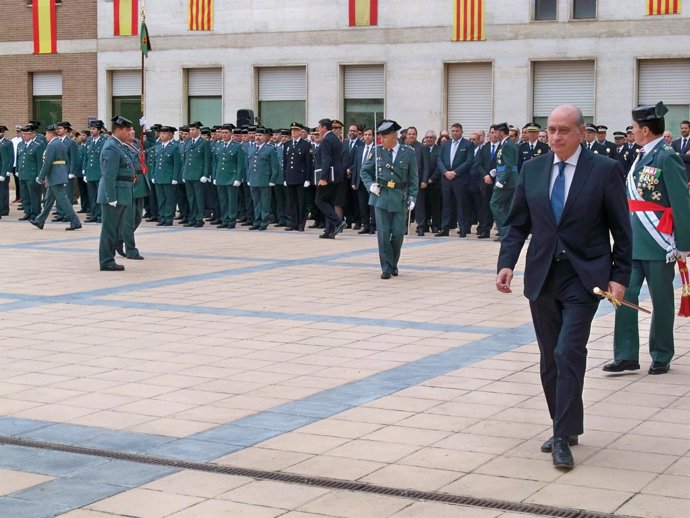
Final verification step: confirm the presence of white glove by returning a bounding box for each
[5,172,11,177]
[679,251,689,261]
[369,183,381,195]
[0,176,5,182]
[408,201,415,211]
[35,178,42,184]
[304,181,310,188]
[283,181,287,187]
[200,176,209,183]
[14,172,19,177]
[109,201,117,207]
[83,176,88,183]
[68,174,75,179]
[232,180,241,187]
[172,180,178,185]
[489,169,497,177]
[182,179,186,183]
[139,117,147,127]
[151,178,156,184]
[213,179,217,185]
[269,182,275,187]
[495,181,504,189]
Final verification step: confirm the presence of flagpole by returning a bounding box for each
[140,2,146,140]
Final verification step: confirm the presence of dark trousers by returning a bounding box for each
[315,183,342,233]
[441,177,472,232]
[120,197,144,257]
[529,259,599,437]
[375,208,406,274]
[14,170,21,201]
[217,184,239,226]
[148,185,159,219]
[156,184,177,225]
[250,186,271,228]
[34,184,80,227]
[343,180,359,224]
[356,183,375,230]
[185,180,205,224]
[203,181,219,218]
[468,188,485,234]
[479,184,494,235]
[87,180,101,220]
[240,183,254,222]
[274,184,290,225]
[415,184,429,231]
[177,183,189,220]
[306,185,322,223]
[99,203,127,267]
[0,177,9,215]
[20,180,41,219]
[286,184,307,230]
[78,178,89,212]
[490,187,515,239]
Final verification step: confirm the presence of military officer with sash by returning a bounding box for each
[605,102,690,375]
[360,120,418,279]
[29,125,81,231]
[284,122,314,232]
[0,125,14,219]
[246,127,279,230]
[97,116,136,271]
[83,120,106,223]
[485,122,518,241]
[151,126,181,226]
[212,124,246,229]
[16,124,46,221]
[182,121,211,227]
[116,127,148,261]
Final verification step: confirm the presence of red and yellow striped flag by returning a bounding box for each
[188,0,214,31]
[646,0,682,14]
[114,0,139,36]
[452,0,485,42]
[33,0,57,54]
[349,0,378,26]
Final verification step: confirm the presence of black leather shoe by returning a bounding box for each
[227,224,236,229]
[284,226,294,231]
[552,437,574,470]
[156,222,166,226]
[183,222,194,227]
[126,254,144,260]
[602,359,640,373]
[162,222,173,226]
[65,225,82,231]
[353,224,361,230]
[369,228,376,234]
[417,230,425,236]
[30,220,44,230]
[334,221,347,235]
[19,215,30,221]
[319,232,334,239]
[477,233,490,239]
[458,231,467,238]
[392,268,399,277]
[240,222,253,226]
[381,272,392,279]
[358,228,370,234]
[648,362,670,375]
[194,222,204,227]
[434,230,449,237]
[248,225,259,230]
[541,435,578,453]
[258,226,268,231]
[115,242,125,257]
[308,222,320,228]
[100,264,125,271]
[217,223,228,228]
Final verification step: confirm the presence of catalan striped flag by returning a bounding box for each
[646,0,682,14]
[349,0,378,26]
[32,0,57,54]
[452,0,485,42]
[188,0,214,31]
[114,0,139,36]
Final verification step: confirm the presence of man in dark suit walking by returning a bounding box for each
[435,123,475,237]
[315,118,346,239]
[496,104,632,470]
[671,120,690,181]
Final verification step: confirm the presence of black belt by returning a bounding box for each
[116,176,134,182]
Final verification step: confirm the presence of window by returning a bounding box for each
[447,63,493,133]
[533,61,595,127]
[573,0,596,19]
[32,72,62,130]
[111,70,142,133]
[639,59,690,138]
[188,68,222,127]
[343,65,384,131]
[258,66,306,129]
[534,0,557,20]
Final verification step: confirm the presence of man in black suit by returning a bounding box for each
[671,120,690,181]
[284,122,314,231]
[315,118,346,239]
[351,127,376,234]
[471,128,496,239]
[435,123,475,237]
[496,104,632,470]
[418,130,442,235]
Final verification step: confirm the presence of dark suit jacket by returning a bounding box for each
[671,137,690,181]
[316,131,343,183]
[437,138,475,184]
[422,144,441,184]
[497,149,632,301]
[469,144,487,192]
[343,138,364,171]
[351,143,375,189]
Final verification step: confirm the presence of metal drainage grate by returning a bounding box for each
[0,435,630,518]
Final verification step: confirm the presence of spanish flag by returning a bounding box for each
[32,0,57,54]
[452,0,485,42]
[188,0,214,31]
[646,0,681,14]
[349,0,378,26]
[114,0,139,36]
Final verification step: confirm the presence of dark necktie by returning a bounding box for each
[490,144,496,159]
[551,161,566,223]
[683,138,688,152]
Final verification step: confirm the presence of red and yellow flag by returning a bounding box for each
[452,0,485,42]
[188,0,214,31]
[646,0,682,14]
[33,0,57,54]
[114,0,139,36]
[349,0,378,26]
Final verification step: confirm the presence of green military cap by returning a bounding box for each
[280,129,290,136]
[45,124,59,133]
[20,124,37,132]
[241,129,248,134]
[585,123,598,132]
[56,121,72,129]
[188,121,203,128]
[29,120,42,128]
[150,123,163,131]
[632,101,668,122]
[377,119,402,135]
[247,125,257,132]
[221,123,235,131]
[159,126,177,133]
[89,120,105,129]
[200,126,211,134]
[212,125,222,131]
[255,127,268,134]
[0,125,8,132]
[494,122,510,133]
[232,128,242,134]
[179,124,190,132]
[111,115,133,128]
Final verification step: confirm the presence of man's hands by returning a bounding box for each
[200,176,209,183]
[444,171,456,180]
[108,201,117,207]
[303,181,310,188]
[608,281,625,302]
[318,179,328,187]
[420,182,428,190]
[408,200,415,211]
[496,268,513,294]
[369,183,381,195]
[232,180,241,187]
[483,175,493,185]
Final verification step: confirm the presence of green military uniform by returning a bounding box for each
[97,118,135,270]
[16,128,46,220]
[152,129,181,226]
[490,127,519,240]
[0,128,14,217]
[360,120,419,278]
[117,139,149,259]
[612,103,690,373]
[213,136,246,228]
[83,127,106,222]
[182,124,211,227]
[247,134,279,230]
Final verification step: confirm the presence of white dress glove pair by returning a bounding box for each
[369,184,381,195]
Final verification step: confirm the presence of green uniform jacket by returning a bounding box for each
[97,136,135,207]
[124,141,150,199]
[153,141,182,184]
[213,141,246,185]
[183,137,211,181]
[246,143,279,187]
[83,135,106,182]
[360,144,419,212]
[628,139,690,260]
[61,136,81,177]
[16,139,45,181]
[495,138,518,189]
[37,138,69,187]
[274,143,285,184]
[0,137,15,175]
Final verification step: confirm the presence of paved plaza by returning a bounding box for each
[0,212,689,518]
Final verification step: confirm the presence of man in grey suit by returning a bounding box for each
[30,125,81,231]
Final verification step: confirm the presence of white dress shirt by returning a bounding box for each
[549,145,582,202]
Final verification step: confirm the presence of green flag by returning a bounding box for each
[140,21,151,56]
